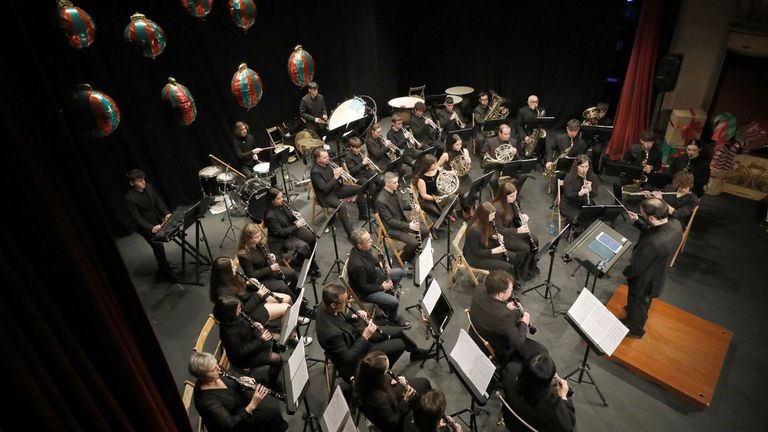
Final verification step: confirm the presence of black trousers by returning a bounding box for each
[320,184,361,238]
[388,225,430,264]
[626,291,653,336]
[139,231,171,274]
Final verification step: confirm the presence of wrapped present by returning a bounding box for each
[665,108,707,152]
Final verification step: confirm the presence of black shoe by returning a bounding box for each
[309,268,322,278]
[391,319,412,329]
[410,348,431,361]
[626,332,644,339]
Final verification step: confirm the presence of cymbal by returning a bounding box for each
[297,137,325,148]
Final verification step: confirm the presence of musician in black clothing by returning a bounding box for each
[299,81,328,135]
[473,91,492,154]
[482,123,520,192]
[233,121,270,178]
[124,169,174,280]
[236,223,298,297]
[366,123,394,172]
[493,182,539,281]
[516,95,546,159]
[346,136,381,219]
[410,101,438,147]
[668,140,710,196]
[375,172,429,265]
[463,201,523,276]
[310,148,361,241]
[315,283,430,382]
[408,390,463,432]
[263,188,320,277]
[436,96,465,136]
[560,155,599,228]
[641,171,700,226]
[545,119,586,173]
[388,114,418,167]
[582,102,612,173]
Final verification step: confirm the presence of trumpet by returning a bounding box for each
[450,110,466,129]
[362,151,382,174]
[403,128,421,149]
[329,161,357,183]
[218,369,287,402]
[378,136,402,161]
[424,113,442,134]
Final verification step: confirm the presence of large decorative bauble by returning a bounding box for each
[181,0,213,19]
[228,0,257,32]
[71,84,120,137]
[124,13,166,59]
[231,63,263,110]
[161,77,197,126]
[287,45,315,88]
[57,0,96,49]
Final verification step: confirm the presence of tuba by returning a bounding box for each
[435,169,459,207]
[482,91,510,137]
[582,106,601,126]
[482,143,517,169]
[449,152,471,177]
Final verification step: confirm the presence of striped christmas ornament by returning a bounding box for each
[231,63,263,110]
[124,13,166,59]
[161,77,197,126]
[180,0,213,19]
[287,45,315,88]
[71,84,120,138]
[57,0,96,50]
[228,0,257,33]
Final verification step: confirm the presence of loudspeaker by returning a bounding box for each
[654,54,683,92]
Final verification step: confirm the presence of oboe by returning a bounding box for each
[512,201,537,253]
[490,220,510,263]
[347,304,389,340]
[219,370,287,402]
[235,270,283,303]
[282,202,317,237]
[510,297,537,335]
[259,242,287,283]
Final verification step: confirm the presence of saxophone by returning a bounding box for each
[524,109,546,158]
[544,137,574,179]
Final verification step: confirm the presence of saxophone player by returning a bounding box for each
[613,130,662,198]
[437,96,466,135]
[375,172,429,264]
[516,95,546,160]
[545,119,587,173]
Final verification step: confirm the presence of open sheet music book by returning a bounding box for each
[449,329,496,399]
[567,289,629,356]
[321,386,358,432]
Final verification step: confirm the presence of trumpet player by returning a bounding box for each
[387,114,418,166]
[346,136,381,181]
[366,123,396,171]
[263,188,321,278]
[410,101,439,146]
[437,96,466,135]
[375,172,429,264]
[560,155,599,231]
[544,119,586,173]
[310,147,361,242]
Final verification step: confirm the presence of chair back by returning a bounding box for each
[670,204,699,267]
[193,314,229,369]
[498,391,539,432]
[464,308,496,362]
[453,221,468,252]
[266,125,284,147]
[408,84,426,100]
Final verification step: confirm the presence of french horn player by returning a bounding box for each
[481,123,520,191]
[437,134,474,217]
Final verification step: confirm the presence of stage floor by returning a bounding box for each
[606,285,733,409]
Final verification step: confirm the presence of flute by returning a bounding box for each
[219,370,287,402]
[235,270,284,303]
[622,191,679,196]
[347,304,389,340]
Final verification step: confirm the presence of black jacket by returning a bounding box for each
[547,133,586,162]
[315,306,378,381]
[365,136,390,171]
[124,184,168,234]
[310,162,342,206]
[559,171,599,222]
[375,188,412,233]
[501,371,576,432]
[219,316,273,368]
[347,247,387,297]
[264,205,299,251]
[469,283,529,366]
[621,143,662,172]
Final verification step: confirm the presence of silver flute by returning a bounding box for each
[218,370,287,402]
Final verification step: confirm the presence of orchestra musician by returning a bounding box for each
[437,134,473,217]
[345,136,381,220]
[545,119,586,173]
[463,201,525,276]
[482,123,520,191]
[410,101,438,147]
[516,95,546,160]
[387,114,418,167]
[582,102,612,173]
[236,223,299,299]
[560,155,599,230]
[188,351,289,432]
[315,283,430,382]
[263,188,320,278]
[412,153,448,221]
[492,181,539,281]
[355,351,433,432]
[408,390,463,432]
[310,147,361,242]
[668,140,710,197]
[614,129,662,197]
[299,81,328,135]
[347,228,411,328]
[233,121,272,180]
[375,172,430,265]
[641,171,700,225]
[366,123,396,173]
[436,96,466,136]
[473,91,492,154]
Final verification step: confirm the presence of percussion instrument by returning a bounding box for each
[445,86,474,96]
[238,178,269,222]
[216,171,236,194]
[443,95,463,105]
[295,129,325,157]
[328,96,369,131]
[388,96,424,125]
[199,166,222,196]
[253,161,276,183]
[274,143,297,163]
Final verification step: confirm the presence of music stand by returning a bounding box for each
[563,220,631,294]
[162,199,213,286]
[320,385,358,432]
[417,277,454,369]
[354,174,378,232]
[432,194,459,273]
[384,156,404,175]
[576,205,624,230]
[298,242,320,305]
[522,223,571,316]
[464,171,493,210]
[282,341,319,430]
[425,93,448,108]
[272,146,296,202]
[320,204,346,284]
[447,329,497,432]
[480,118,508,136]
[522,116,556,132]
[604,161,643,183]
[451,127,474,142]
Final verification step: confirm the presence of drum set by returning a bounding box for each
[198,165,270,222]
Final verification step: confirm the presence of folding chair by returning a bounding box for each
[408,84,426,100]
[373,213,406,268]
[551,178,564,233]
[308,182,329,224]
[670,205,699,267]
[498,392,539,432]
[447,222,489,288]
[340,255,380,319]
[410,187,434,233]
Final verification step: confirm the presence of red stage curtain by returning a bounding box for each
[606,0,665,160]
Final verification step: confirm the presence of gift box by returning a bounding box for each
[665,108,707,152]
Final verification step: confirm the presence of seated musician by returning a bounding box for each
[355,351,433,432]
[492,181,539,281]
[463,201,523,277]
[501,353,575,432]
[545,119,586,175]
[437,134,474,217]
[232,121,271,180]
[236,223,298,299]
[582,102,612,173]
[469,270,548,374]
[310,147,361,242]
[436,96,466,136]
[473,91,492,155]
[408,390,463,432]
[668,140,709,197]
[348,228,411,328]
[263,188,320,278]
[410,101,438,148]
[213,295,284,389]
[366,123,397,173]
[560,155,599,231]
[412,153,447,221]
[482,123,520,191]
[189,351,288,432]
[387,114,418,167]
[315,283,430,382]
[375,172,430,265]
[515,95,546,160]
[613,129,662,197]
[208,256,290,326]
[346,136,381,219]
[124,168,175,281]
[299,81,328,135]
[642,171,699,225]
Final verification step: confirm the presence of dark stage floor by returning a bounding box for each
[117,133,768,431]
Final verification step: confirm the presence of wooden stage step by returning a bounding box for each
[605,285,732,409]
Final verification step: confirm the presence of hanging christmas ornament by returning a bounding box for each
[57,0,96,50]
[70,84,120,138]
[180,0,213,19]
[228,0,257,33]
[231,63,263,110]
[287,44,315,88]
[161,77,197,126]
[124,13,166,59]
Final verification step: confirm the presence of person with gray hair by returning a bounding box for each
[375,172,429,264]
[188,352,287,432]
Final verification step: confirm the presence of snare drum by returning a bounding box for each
[253,161,276,183]
[216,172,236,193]
[238,178,269,222]
[199,166,222,196]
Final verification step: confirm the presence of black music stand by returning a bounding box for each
[447,331,497,432]
[298,242,319,305]
[500,158,538,194]
[522,223,571,316]
[165,199,214,286]
[464,171,493,210]
[417,274,454,370]
[605,161,643,183]
[320,203,346,284]
[451,126,474,142]
[356,174,378,233]
[581,125,613,177]
[433,194,459,274]
[563,220,631,292]
[576,205,624,230]
[480,118,508,136]
[384,156,404,175]
[425,93,448,108]
[563,314,609,406]
[272,146,296,202]
[522,116,556,134]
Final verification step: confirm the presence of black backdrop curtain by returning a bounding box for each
[25,0,627,236]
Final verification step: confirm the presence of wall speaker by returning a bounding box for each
[654,54,683,92]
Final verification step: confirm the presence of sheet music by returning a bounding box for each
[322,386,352,432]
[416,237,434,285]
[287,341,308,407]
[567,289,629,356]
[279,288,304,346]
[341,419,358,432]
[449,329,495,396]
[422,278,441,315]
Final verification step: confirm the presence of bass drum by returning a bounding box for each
[238,178,269,222]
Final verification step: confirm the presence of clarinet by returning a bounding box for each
[512,201,537,253]
[282,202,316,237]
[235,270,283,303]
[408,187,423,254]
[372,244,401,297]
[490,220,511,263]
[386,370,457,427]
[347,304,389,340]
[239,310,266,333]
[218,370,287,402]
[510,297,537,335]
[259,242,287,283]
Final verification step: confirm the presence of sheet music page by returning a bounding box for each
[322,386,350,432]
[279,288,304,346]
[567,289,628,356]
[288,342,308,407]
[341,418,358,432]
[449,329,495,394]
[422,278,441,315]
[416,237,434,285]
